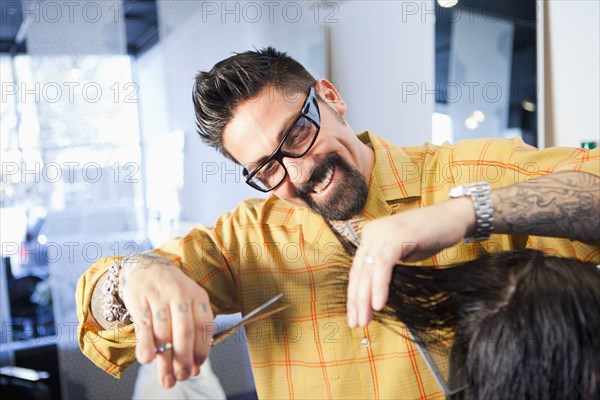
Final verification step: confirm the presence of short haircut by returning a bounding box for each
[331,250,600,399]
[192,47,316,161]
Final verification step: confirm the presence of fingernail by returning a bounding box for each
[176,368,191,381]
[163,374,175,388]
[348,313,355,328]
[373,295,384,311]
[138,350,152,364]
[191,365,200,376]
[358,313,367,327]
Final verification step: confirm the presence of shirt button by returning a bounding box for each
[361,338,371,347]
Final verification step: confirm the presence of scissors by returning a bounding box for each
[212,293,288,346]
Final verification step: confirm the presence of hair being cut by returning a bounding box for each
[192,47,316,161]
[332,250,600,399]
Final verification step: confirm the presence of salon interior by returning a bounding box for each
[0,0,598,399]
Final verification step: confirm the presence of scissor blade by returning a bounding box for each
[241,293,283,322]
[212,294,287,346]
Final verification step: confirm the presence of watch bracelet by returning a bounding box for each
[468,182,494,242]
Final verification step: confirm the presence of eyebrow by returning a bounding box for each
[250,113,298,168]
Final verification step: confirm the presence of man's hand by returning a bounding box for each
[346,171,599,329]
[346,197,475,328]
[105,254,213,388]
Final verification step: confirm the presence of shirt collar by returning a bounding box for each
[357,131,422,219]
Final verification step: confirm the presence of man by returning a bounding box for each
[77,47,599,399]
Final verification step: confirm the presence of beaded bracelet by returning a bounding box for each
[103,257,132,324]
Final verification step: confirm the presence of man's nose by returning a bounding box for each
[282,156,315,185]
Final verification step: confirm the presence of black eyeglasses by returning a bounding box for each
[243,86,321,192]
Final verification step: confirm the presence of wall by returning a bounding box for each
[328,1,434,145]
[135,1,435,225]
[545,1,600,148]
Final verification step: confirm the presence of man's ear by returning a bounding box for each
[314,78,347,116]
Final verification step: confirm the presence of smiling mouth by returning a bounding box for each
[297,153,369,221]
[311,166,334,194]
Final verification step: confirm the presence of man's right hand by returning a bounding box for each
[118,254,214,388]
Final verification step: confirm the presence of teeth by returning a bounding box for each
[312,167,334,194]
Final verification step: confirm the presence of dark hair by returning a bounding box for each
[192,47,316,161]
[331,250,600,399]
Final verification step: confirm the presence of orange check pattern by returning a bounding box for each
[76,133,599,399]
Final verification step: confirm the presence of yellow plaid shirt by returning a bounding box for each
[77,132,599,399]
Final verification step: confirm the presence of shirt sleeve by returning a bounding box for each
[76,256,138,378]
[448,137,599,260]
[76,200,261,378]
[500,137,599,179]
[444,136,599,186]
[419,137,598,262]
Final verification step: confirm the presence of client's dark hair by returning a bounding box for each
[192,47,316,161]
[333,250,600,399]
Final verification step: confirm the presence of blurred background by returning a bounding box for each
[0,0,598,399]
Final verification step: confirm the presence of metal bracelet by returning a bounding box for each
[449,181,495,242]
[103,257,132,324]
[469,182,494,242]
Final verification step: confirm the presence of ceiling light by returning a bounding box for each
[438,0,459,8]
[472,110,485,122]
[522,100,536,112]
[465,117,478,130]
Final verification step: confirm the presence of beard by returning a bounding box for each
[297,153,369,221]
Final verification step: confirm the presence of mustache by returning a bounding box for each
[297,153,341,196]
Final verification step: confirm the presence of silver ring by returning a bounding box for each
[156,342,173,353]
[364,255,375,264]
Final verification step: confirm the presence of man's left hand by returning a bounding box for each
[346,197,475,327]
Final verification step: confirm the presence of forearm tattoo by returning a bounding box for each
[492,172,599,243]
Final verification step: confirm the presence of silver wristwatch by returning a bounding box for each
[449,181,494,242]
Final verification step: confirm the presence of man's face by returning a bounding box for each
[222,79,374,220]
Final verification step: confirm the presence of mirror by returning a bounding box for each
[434,0,538,146]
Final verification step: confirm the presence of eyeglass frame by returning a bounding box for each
[242,86,321,193]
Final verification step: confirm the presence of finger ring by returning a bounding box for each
[364,255,375,264]
[156,342,173,353]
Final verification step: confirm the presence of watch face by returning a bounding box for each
[449,186,464,198]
